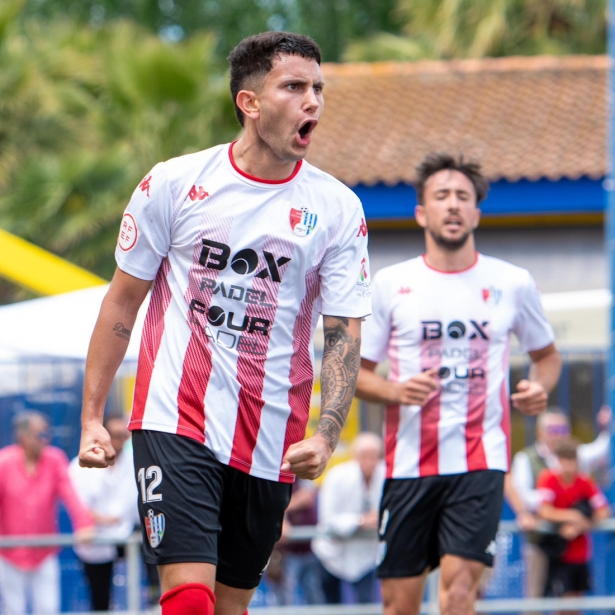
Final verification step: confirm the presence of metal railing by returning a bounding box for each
[2,520,615,614]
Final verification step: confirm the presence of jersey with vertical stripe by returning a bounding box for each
[361,254,554,479]
[116,142,371,483]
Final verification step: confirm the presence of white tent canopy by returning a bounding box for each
[0,285,150,362]
[0,285,608,363]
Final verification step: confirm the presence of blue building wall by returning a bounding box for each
[352,177,606,221]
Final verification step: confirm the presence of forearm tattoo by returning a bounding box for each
[316,316,361,451]
[113,322,131,341]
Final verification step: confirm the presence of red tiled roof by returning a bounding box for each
[307,55,607,186]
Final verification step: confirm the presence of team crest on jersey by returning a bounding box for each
[482,286,502,305]
[290,206,317,237]
[145,509,165,548]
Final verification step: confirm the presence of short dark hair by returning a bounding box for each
[415,153,490,206]
[228,32,322,127]
[554,437,579,460]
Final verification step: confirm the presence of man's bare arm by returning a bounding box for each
[356,359,439,406]
[281,316,361,479]
[315,315,362,450]
[512,343,562,415]
[79,268,151,468]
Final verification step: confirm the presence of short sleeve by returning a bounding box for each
[536,470,556,503]
[361,270,393,363]
[512,271,555,353]
[318,202,371,319]
[586,477,609,510]
[115,162,173,281]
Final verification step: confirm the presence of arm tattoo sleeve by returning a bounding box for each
[316,316,361,451]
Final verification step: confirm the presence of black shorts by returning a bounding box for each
[377,470,504,578]
[132,430,292,589]
[546,561,590,596]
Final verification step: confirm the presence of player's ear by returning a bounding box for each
[472,206,481,229]
[236,89,260,122]
[415,204,427,229]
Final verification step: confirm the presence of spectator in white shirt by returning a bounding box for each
[509,406,611,602]
[69,416,138,611]
[312,432,385,604]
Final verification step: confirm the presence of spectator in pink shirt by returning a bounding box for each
[0,411,94,614]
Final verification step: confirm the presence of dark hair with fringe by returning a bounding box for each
[415,153,490,206]
[228,31,321,127]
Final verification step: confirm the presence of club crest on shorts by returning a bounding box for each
[145,509,165,548]
[290,206,317,237]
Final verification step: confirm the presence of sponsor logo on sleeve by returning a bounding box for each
[145,509,165,548]
[356,257,371,298]
[118,213,138,252]
[290,206,317,237]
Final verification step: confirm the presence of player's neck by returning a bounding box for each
[232,132,299,181]
[423,236,478,273]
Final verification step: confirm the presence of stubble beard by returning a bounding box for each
[428,228,472,252]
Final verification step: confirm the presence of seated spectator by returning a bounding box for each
[0,411,94,614]
[69,415,138,611]
[537,437,611,603]
[312,432,385,604]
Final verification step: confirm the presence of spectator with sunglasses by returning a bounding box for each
[509,406,611,602]
[0,411,94,614]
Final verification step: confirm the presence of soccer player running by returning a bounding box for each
[78,33,370,615]
[355,153,562,615]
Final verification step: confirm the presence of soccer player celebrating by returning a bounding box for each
[355,153,562,615]
[78,33,370,615]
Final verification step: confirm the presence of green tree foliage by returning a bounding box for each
[0,6,237,288]
[344,0,606,61]
[20,0,401,61]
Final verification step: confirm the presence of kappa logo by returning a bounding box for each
[145,509,165,548]
[482,286,502,305]
[188,185,210,201]
[139,175,152,197]
[357,218,368,237]
[290,206,317,237]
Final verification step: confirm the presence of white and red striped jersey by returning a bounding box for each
[116,142,371,483]
[361,254,554,479]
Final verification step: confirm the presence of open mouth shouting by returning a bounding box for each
[296,120,318,147]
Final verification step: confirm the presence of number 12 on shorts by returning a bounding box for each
[137,465,163,503]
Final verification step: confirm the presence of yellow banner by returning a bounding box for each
[0,228,107,295]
